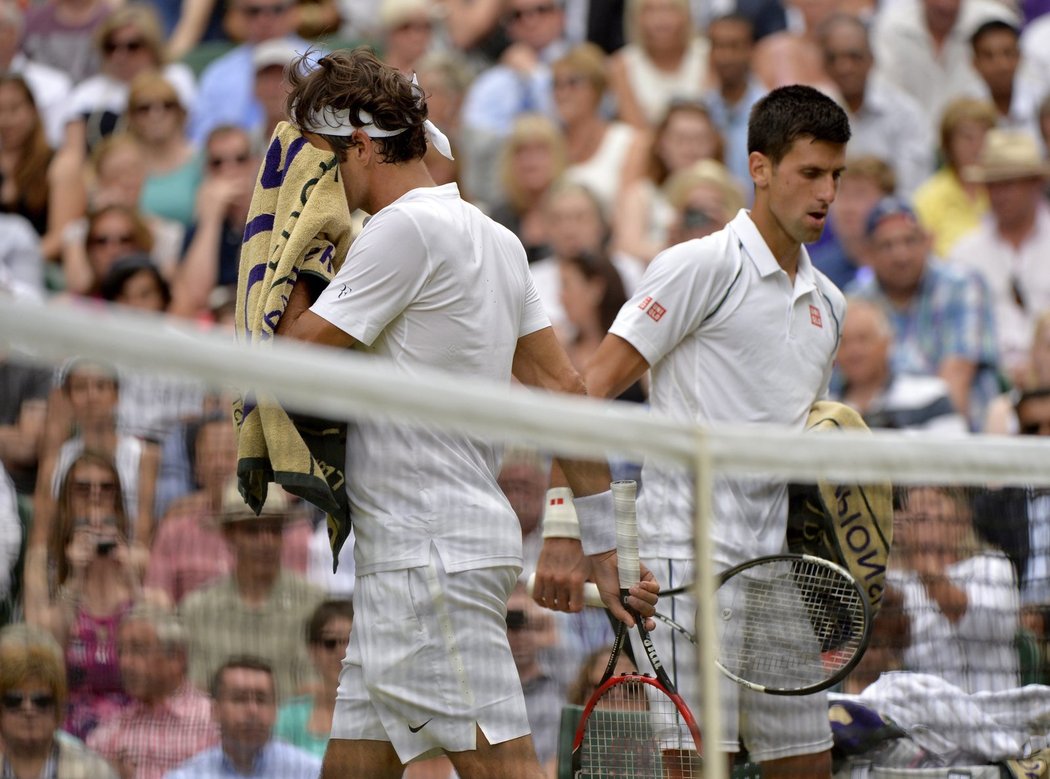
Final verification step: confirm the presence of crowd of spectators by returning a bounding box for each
[3,0,1050,774]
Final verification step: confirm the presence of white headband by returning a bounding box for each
[300,74,454,160]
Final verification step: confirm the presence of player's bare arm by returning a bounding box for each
[513,327,658,622]
[584,334,651,401]
[276,281,356,348]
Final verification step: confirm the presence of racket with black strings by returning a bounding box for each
[541,553,872,696]
[566,480,703,778]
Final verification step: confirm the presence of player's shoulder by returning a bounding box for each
[649,227,741,277]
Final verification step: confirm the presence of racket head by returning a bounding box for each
[571,672,703,778]
[715,553,872,695]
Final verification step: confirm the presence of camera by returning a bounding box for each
[682,207,715,232]
[96,539,117,556]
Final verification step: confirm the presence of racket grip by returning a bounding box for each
[611,479,640,591]
[525,573,604,609]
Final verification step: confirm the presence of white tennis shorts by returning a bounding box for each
[330,544,530,763]
[633,558,833,763]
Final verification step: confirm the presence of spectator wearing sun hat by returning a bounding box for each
[178,481,325,702]
[378,0,436,76]
[250,39,299,154]
[949,129,1050,383]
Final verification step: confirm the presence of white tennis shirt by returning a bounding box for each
[609,209,846,566]
[311,183,550,575]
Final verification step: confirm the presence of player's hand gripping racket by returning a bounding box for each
[557,553,873,696]
[570,480,703,778]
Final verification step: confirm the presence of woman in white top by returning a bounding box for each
[889,485,1020,693]
[613,100,725,264]
[553,43,647,218]
[59,5,197,157]
[608,0,710,129]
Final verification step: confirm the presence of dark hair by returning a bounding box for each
[306,599,355,644]
[747,85,851,165]
[817,12,870,51]
[970,18,1019,50]
[287,47,429,164]
[52,450,129,586]
[708,12,755,42]
[184,412,233,489]
[99,253,171,306]
[0,74,51,215]
[210,655,274,699]
[648,100,724,185]
[561,252,626,335]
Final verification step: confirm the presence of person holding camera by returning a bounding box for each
[23,450,142,741]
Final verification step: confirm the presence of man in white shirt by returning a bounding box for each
[970,19,1043,142]
[539,85,850,778]
[274,48,656,779]
[818,12,932,197]
[872,0,1019,133]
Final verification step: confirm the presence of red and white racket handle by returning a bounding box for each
[526,573,604,609]
[611,480,640,592]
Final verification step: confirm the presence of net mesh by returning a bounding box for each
[3,299,1050,779]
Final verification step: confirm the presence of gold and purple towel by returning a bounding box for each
[233,121,354,571]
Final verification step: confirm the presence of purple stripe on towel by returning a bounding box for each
[243,213,275,243]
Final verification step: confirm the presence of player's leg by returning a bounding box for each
[446,727,545,779]
[760,749,832,778]
[333,550,537,771]
[741,685,833,778]
[321,738,403,779]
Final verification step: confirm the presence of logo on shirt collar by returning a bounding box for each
[809,305,823,328]
[638,297,667,322]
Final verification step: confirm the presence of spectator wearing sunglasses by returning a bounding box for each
[0,623,118,779]
[59,5,197,157]
[460,0,569,208]
[22,450,140,741]
[124,72,201,229]
[60,203,154,298]
[379,0,436,76]
[188,0,311,144]
[172,126,258,319]
[274,599,354,758]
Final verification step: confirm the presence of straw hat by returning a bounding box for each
[962,129,1050,183]
[379,0,432,29]
[219,479,290,524]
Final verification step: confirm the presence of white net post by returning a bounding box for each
[694,427,727,779]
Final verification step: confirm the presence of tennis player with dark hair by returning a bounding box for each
[536,84,851,777]
[273,48,657,779]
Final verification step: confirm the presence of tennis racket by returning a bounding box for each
[569,480,703,778]
[534,553,872,696]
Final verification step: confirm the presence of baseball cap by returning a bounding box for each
[252,39,298,72]
[865,196,918,237]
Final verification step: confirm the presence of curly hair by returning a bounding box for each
[287,47,429,164]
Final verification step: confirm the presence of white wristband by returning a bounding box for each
[541,487,581,540]
[576,490,616,555]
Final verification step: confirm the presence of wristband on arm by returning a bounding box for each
[541,487,581,540]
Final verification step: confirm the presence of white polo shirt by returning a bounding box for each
[609,209,845,565]
[312,183,550,575]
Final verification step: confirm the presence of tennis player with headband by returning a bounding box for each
[273,48,658,779]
